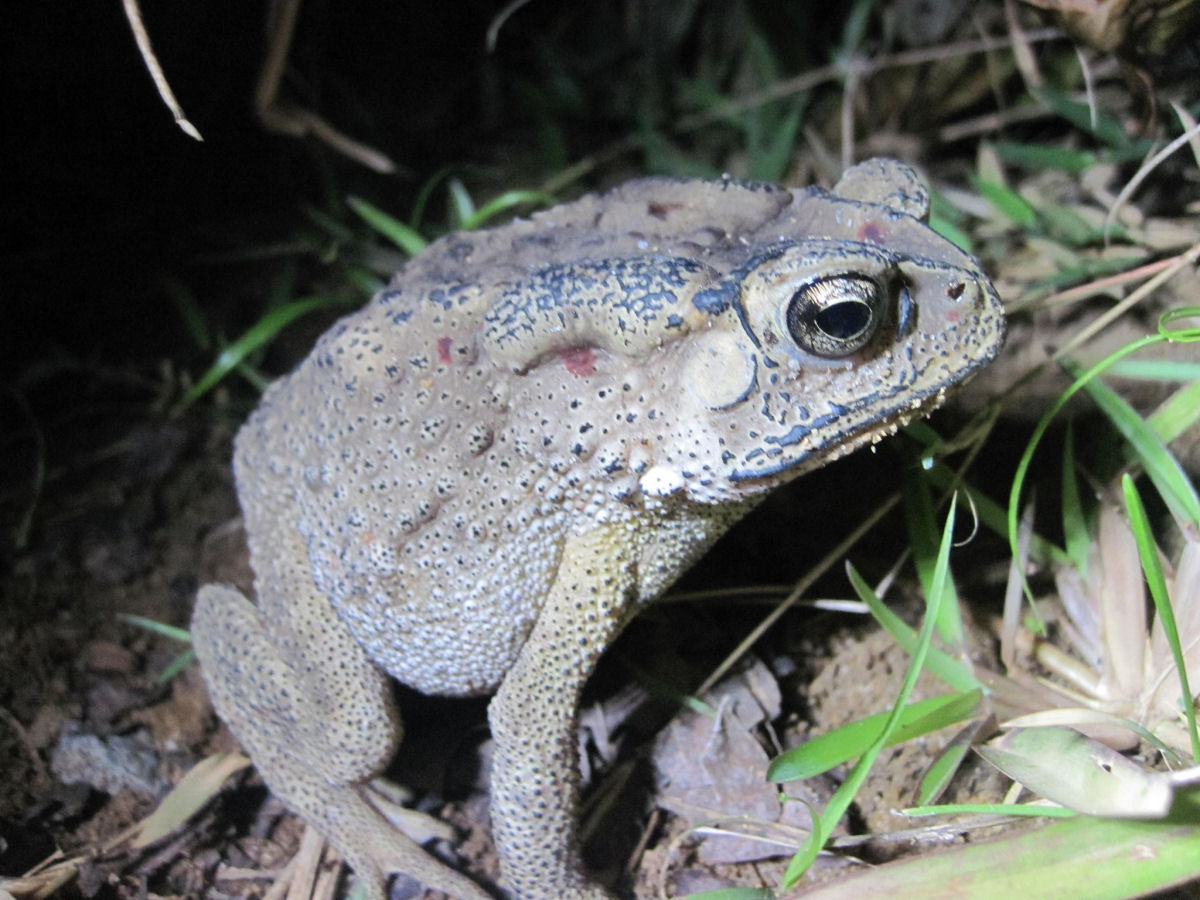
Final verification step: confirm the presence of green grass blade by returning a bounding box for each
[156,649,197,684]
[118,613,192,644]
[184,297,332,406]
[1022,254,1146,298]
[1061,424,1091,575]
[1108,359,1200,381]
[638,115,721,177]
[1008,333,1161,604]
[459,190,557,230]
[925,462,1066,566]
[1038,88,1137,151]
[927,189,974,252]
[408,165,455,231]
[767,690,983,782]
[781,495,959,886]
[972,176,1038,228]
[786,812,826,892]
[905,802,1077,818]
[791,814,1200,899]
[902,464,963,647]
[928,214,973,252]
[837,0,874,55]
[345,265,386,296]
[749,98,804,183]
[119,613,195,683]
[346,196,427,256]
[303,203,358,244]
[917,717,988,805]
[898,419,945,455]
[447,178,476,229]
[1147,380,1200,444]
[621,658,716,717]
[990,141,1097,172]
[162,276,211,351]
[849,563,981,692]
[1035,197,1109,245]
[1077,365,1200,531]
[1123,475,1200,761]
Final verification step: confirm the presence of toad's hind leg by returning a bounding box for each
[193,584,493,900]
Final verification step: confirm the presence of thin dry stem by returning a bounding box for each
[121,0,202,140]
[1105,121,1200,239]
[282,826,327,900]
[1025,256,1182,312]
[694,495,899,697]
[1051,242,1200,362]
[543,27,1065,195]
[1006,0,1044,90]
[487,0,537,52]
[255,0,302,116]
[1173,101,1200,167]
[253,0,397,172]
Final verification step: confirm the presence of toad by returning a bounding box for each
[193,158,1005,899]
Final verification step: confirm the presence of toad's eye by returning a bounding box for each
[785,274,887,358]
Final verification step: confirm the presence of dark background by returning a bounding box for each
[3,1,867,386]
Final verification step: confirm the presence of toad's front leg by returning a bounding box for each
[487,526,640,900]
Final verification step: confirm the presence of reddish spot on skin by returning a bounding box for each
[946,310,962,324]
[858,221,887,244]
[437,337,453,364]
[647,201,684,220]
[560,346,597,377]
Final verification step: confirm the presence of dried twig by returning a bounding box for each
[121,0,202,141]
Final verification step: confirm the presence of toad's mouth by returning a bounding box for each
[727,340,1000,484]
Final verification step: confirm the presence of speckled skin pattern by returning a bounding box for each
[193,159,1005,900]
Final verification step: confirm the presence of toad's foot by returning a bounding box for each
[300,777,494,900]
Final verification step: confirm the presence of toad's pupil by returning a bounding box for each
[816,301,872,339]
